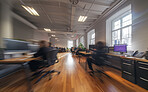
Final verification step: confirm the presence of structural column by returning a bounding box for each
[0,0,13,59]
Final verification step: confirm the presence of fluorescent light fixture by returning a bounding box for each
[78,16,87,22]
[51,35,55,37]
[55,38,58,40]
[22,5,39,16]
[44,28,51,32]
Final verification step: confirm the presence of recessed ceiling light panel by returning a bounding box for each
[78,16,87,22]
[22,5,39,16]
[44,28,51,32]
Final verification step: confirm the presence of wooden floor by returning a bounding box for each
[0,52,147,92]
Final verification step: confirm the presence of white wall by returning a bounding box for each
[33,31,49,41]
[132,0,148,51]
[13,18,49,41]
[50,38,67,47]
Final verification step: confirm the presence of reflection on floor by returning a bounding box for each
[0,52,147,92]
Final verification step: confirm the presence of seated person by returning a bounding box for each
[76,47,83,55]
[49,42,58,61]
[70,47,74,52]
[87,41,107,72]
[29,40,51,71]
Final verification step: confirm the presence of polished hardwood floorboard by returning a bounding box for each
[0,52,147,92]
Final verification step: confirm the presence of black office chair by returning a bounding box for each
[32,50,60,84]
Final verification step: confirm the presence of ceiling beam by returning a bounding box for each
[71,6,76,30]
[38,30,84,35]
[79,0,110,7]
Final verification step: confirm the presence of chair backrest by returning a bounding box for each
[46,50,58,65]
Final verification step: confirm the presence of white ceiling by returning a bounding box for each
[12,0,117,40]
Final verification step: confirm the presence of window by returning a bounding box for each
[112,13,132,48]
[76,39,79,47]
[106,5,131,48]
[87,29,95,48]
[91,33,95,44]
[68,40,73,48]
[80,36,84,46]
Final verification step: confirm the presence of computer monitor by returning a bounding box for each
[114,44,127,53]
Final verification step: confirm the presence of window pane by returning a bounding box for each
[114,20,121,30]
[92,33,95,39]
[68,40,73,48]
[122,26,132,39]
[129,26,132,37]
[112,30,120,45]
[76,39,79,47]
[80,36,84,46]
[122,14,132,27]
[122,14,131,22]
[122,27,129,39]
[117,30,120,39]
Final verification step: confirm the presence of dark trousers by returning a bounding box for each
[87,58,96,71]
[28,60,44,71]
[87,58,104,71]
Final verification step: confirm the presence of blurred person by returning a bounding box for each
[29,40,51,71]
[49,42,56,50]
[71,47,75,55]
[76,47,83,55]
[86,41,106,72]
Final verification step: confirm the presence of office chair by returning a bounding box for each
[32,50,60,84]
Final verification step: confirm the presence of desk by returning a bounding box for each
[4,51,30,59]
[106,53,148,90]
[79,51,92,56]
[0,55,38,92]
[106,53,148,63]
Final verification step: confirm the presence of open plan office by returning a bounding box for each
[0,0,148,92]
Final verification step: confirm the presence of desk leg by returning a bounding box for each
[79,56,80,63]
[23,63,33,92]
[85,60,87,71]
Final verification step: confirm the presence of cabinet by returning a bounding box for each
[106,55,121,70]
[121,59,136,83]
[136,61,148,90]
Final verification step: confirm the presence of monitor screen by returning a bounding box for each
[114,44,127,52]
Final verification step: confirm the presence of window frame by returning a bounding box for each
[111,11,132,47]
[76,39,79,47]
[67,40,73,48]
[87,29,95,48]
[80,36,85,46]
